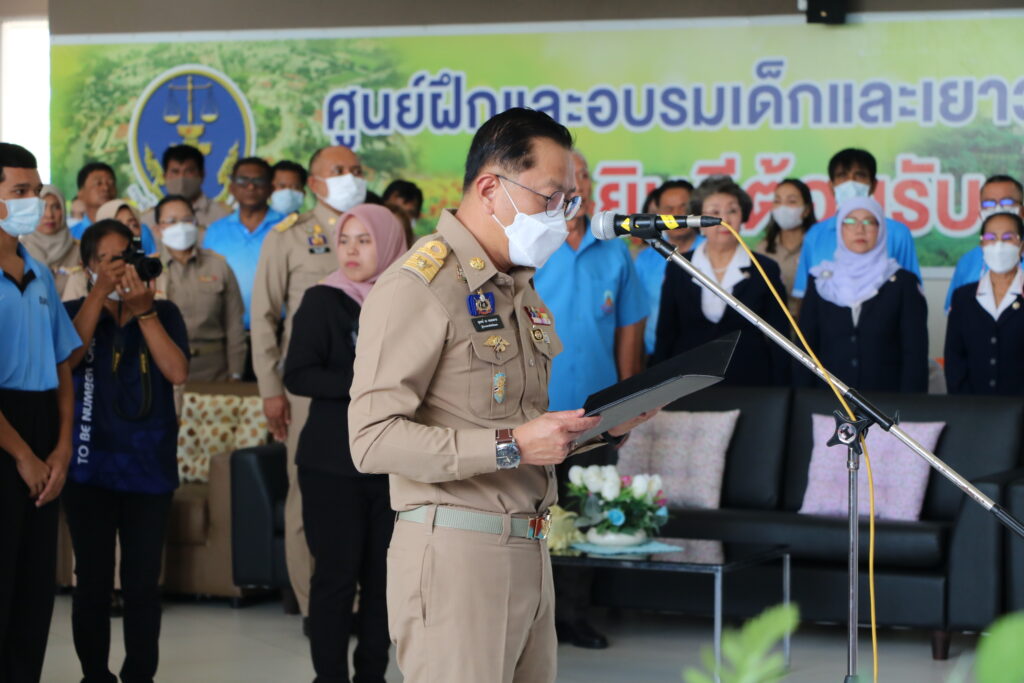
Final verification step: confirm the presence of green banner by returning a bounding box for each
[51,13,1024,266]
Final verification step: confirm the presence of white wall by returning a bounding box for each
[0,18,50,182]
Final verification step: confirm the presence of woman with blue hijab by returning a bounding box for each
[796,197,928,392]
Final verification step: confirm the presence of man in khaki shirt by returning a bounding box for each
[250,145,367,618]
[140,145,232,238]
[349,109,648,683]
[151,195,246,381]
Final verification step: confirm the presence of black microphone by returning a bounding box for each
[590,211,722,241]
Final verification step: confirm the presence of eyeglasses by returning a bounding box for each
[841,217,880,229]
[981,198,1021,211]
[980,232,1022,245]
[497,175,582,220]
[232,176,269,188]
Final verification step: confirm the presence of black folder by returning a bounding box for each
[575,331,740,443]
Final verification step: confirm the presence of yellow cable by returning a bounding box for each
[713,223,880,682]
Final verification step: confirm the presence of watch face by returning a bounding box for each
[496,441,520,469]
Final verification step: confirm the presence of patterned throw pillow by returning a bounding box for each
[176,393,246,483]
[617,410,740,509]
[235,396,270,449]
[799,414,945,522]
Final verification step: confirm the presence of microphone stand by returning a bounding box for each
[644,237,1024,682]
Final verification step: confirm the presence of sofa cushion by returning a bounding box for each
[618,410,738,509]
[660,508,949,568]
[784,390,1024,519]
[800,414,944,521]
[665,386,791,510]
[168,483,209,546]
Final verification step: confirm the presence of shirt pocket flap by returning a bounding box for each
[469,332,520,366]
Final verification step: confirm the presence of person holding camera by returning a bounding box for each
[63,219,189,683]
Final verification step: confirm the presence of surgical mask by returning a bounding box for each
[771,205,805,231]
[269,188,304,215]
[315,174,367,213]
[833,181,871,205]
[89,270,121,301]
[982,241,1021,274]
[162,221,199,251]
[0,197,45,237]
[166,176,202,199]
[491,179,568,268]
[980,204,1021,220]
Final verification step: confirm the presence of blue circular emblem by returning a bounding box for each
[129,64,256,205]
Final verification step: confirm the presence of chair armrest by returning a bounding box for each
[947,470,1022,630]
[230,443,288,587]
[1005,473,1024,612]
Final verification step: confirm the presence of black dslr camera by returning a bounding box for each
[114,238,163,281]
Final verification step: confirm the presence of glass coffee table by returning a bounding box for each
[550,538,790,680]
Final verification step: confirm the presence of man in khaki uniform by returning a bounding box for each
[140,144,232,238]
[250,145,368,618]
[349,109,649,683]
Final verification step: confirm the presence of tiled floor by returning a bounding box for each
[41,595,976,682]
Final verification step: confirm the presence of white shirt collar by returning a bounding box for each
[691,243,751,323]
[976,267,1024,321]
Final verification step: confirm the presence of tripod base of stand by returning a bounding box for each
[844,676,861,682]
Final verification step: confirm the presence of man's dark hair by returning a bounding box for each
[231,156,272,181]
[642,188,660,213]
[981,211,1024,237]
[462,108,574,191]
[272,160,308,186]
[0,143,37,185]
[80,219,133,265]
[161,145,205,174]
[981,174,1024,200]
[76,162,116,190]
[762,178,818,254]
[656,179,695,201]
[827,148,877,182]
[688,175,754,223]
[154,194,192,224]
[383,179,424,215]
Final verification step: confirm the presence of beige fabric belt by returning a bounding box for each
[397,505,550,540]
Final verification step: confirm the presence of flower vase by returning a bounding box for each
[586,528,647,547]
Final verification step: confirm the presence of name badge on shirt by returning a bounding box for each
[472,315,504,332]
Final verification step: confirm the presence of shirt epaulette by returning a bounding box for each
[401,239,449,284]
[273,213,300,233]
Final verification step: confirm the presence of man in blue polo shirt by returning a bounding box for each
[535,150,647,650]
[945,174,1024,311]
[0,142,82,682]
[203,156,284,330]
[792,148,921,300]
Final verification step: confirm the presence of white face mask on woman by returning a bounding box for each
[490,179,568,269]
[771,205,805,231]
[161,221,199,251]
[982,241,1022,274]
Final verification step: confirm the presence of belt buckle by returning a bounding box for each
[527,510,551,540]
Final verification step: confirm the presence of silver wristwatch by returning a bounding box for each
[495,428,521,470]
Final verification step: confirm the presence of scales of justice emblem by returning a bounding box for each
[127,64,257,207]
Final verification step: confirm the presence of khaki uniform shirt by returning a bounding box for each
[62,268,90,302]
[154,247,247,377]
[250,203,342,397]
[21,241,81,299]
[348,210,565,516]
[141,193,233,244]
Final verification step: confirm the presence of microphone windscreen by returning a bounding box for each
[590,211,618,241]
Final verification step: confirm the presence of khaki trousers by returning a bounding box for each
[387,513,557,683]
[284,391,313,615]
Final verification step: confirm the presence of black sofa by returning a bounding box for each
[591,386,1024,659]
[230,443,290,591]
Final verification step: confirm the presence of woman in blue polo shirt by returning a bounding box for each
[0,142,82,683]
[64,219,189,683]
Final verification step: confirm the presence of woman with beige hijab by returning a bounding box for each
[21,184,82,296]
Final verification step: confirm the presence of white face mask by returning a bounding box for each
[491,178,568,268]
[982,241,1022,274]
[89,270,121,301]
[980,204,1021,220]
[771,205,805,231]
[162,221,199,251]
[833,181,871,205]
[0,197,45,237]
[316,174,367,213]
[269,188,304,215]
